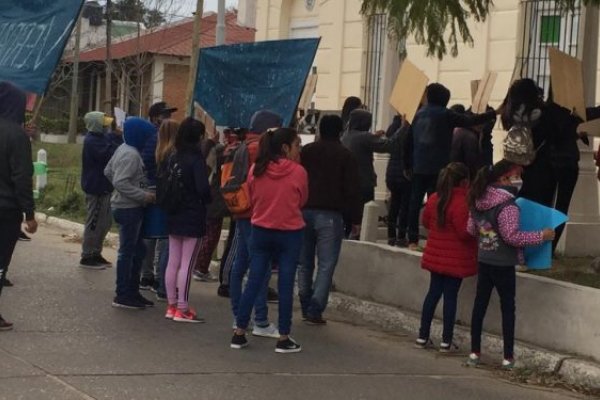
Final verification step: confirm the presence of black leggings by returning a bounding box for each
[470,262,516,360]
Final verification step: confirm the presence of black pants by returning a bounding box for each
[0,210,22,298]
[521,162,579,252]
[387,181,412,241]
[407,173,438,244]
[419,272,463,343]
[470,262,516,360]
[218,219,236,286]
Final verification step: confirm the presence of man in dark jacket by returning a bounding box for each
[405,83,496,250]
[299,115,361,324]
[80,111,122,269]
[0,81,37,330]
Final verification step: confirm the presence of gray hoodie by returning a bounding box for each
[104,144,149,209]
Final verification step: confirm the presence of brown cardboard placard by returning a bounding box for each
[298,73,318,111]
[194,101,217,137]
[389,60,429,123]
[472,72,497,113]
[577,118,600,137]
[549,47,586,121]
[470,80,480,104]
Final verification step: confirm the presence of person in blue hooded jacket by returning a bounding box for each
[104,117,156,309]
[80,111,122,270]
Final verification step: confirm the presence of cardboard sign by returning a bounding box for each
[577,118,600,137]
[193,101,216,137]
[472,72,497,113]
[114,107,126,129]
[470,80,480,104]
[298,72,318,111]
[389,60,429,123]
[549,47,586,121]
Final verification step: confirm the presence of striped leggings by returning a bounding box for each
[166,235,200,310]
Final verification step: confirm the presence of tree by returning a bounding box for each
[361,0,600,59]
[111,0,166,28]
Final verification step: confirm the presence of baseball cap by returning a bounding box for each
[149,101,178,118]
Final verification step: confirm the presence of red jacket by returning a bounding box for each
[421,186,477,278]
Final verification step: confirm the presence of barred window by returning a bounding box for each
[364,14,387,130]
[516,0,581,97]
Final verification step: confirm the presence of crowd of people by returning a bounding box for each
[0,76,590,361]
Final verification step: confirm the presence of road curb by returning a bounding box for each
[36,212,119,247]
[329,292,600,389]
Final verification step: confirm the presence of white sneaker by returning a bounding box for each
[252,323,279,338]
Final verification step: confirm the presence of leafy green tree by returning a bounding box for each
[360,0,600,59]
[111,0,166,29]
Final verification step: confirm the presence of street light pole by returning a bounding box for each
[185,0,204,117]
[68,14,82,144]
[216,0,226,45]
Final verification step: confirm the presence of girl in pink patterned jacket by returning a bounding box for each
[465,160,555,369]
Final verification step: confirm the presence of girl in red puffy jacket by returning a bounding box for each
[416,162,477,352]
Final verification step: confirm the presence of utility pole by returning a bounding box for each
[216,0,226,45]
[185,0,204,117]
[68,14,82,144]
[104,0,113,115]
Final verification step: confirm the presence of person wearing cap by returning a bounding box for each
[139,102,177,292]
[80,111,123,269]
[0,81,37,330]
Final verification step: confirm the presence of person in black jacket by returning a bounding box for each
[405,83,496,250]
[0,81,37,330]
[80,111,122,269]
[385,115,412,247]
[449,105,489,178]
[299,115,361,324]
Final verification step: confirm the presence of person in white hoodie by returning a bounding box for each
[104,117,156,309]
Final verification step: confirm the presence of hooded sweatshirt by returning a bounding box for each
[247,158,308,230]
[104,118,155,209]
[81,112,123,195]
[467,185,543,266]
[341,109,395,193]
[0,81,34,219]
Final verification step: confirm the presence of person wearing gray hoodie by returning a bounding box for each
[104,117,156,310]
[0,81,37,330]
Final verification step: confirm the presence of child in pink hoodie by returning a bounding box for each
[466,160,555,369]
[230,128,308,354]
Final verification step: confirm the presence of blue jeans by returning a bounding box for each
[112,207,146,299]
[229,219,270,326]
[237,226,303,335]
[419,271,463,343]
[298,209,344,318]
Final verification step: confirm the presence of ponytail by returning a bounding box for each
[253,127,298,177]
[467,159,519,209]
[436,162,469,227]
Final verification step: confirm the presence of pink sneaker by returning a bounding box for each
[173,308,205,323]
[165,304,177,320]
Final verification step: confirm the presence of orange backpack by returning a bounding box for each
[220,142,251,214]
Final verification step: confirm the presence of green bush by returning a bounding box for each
[26,112,86,135]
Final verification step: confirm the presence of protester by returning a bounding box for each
[416,162,476,351]
[405,83,496,251]
[163,118,211,323]
[140,102,177,292]
[341,96,363,130]
[299,115,361,325]
[341,109,396,237]
[80,111,122,269]
[450,111,486,178]
[0,81,37,330]
[466,160,555,369]
[231,128,308,353]
[385,114,412,247]
[104,117,156,309]
[153,119,180,301]
[193,135,228,282]
[229,111,282,339]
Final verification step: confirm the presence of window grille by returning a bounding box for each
[364,14,387,130]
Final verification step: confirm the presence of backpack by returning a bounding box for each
[503,105,541,166]
[220,142,252,214]
[205,145,229,219]
[156,153,184,215]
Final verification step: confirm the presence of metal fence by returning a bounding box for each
[364,13,387,130]
[516,0,581,96]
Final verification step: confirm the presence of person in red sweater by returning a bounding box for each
[231,128,308,354]
[416,162,477,352]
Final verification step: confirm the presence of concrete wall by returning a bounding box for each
[335,241,600,361]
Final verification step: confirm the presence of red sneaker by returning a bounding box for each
[165,304,177,320]
[0,315,13,331]
[173,308,205,323]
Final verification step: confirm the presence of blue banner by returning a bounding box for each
[515,198,569,270]
[193,39,320,128]
[0,0,85,94]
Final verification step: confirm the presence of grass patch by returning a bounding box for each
[526,256,600,289]
[32,142,86,224]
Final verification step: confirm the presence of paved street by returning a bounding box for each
[0,224,587,400]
